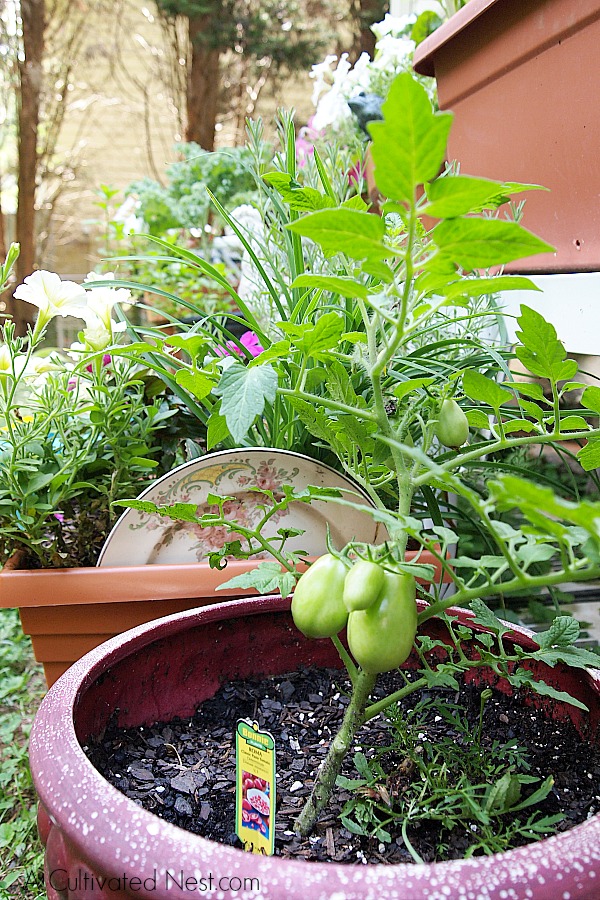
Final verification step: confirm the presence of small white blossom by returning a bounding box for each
[0,343,12,376]
[310,54,338,105]
[83,272,133,331]
[0,344,28,380]
[82,317,127,351]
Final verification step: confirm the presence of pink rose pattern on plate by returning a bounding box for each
[128,459,300,561]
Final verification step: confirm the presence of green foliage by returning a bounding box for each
[129,143,259,234]
[0,608,45,897]
[338,691,561,862]
[369,73,453,203]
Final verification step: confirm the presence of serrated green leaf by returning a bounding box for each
[280,312,344,358]
[175,368,214,400]
[440,275,542,301]
[326,360,365,408]
[206,406,230,450]
[501,418,539,435]
[515,542,556,565]
[469,599,510,639]
[263,172,334,211]
[577,439,600,472]
[218,362,278,443]
[558,415,590,432]
[286,208,388,262]
[291,274,368,299]
[342,194,369,211]
[515,306,578,382]
[536,616,579,649]
[216,561,290,595]
[420,669,460,690]
[509,381,548,402]
[534,644,600,671]
[582,385,600,414]
[116,499,199,522]
[518,399,544,422]
[395,562,436,580]
[424,175,508,218]
[288,396,340,447]
[463,370,512,408]
[509,668,588,710]
[369,72,452,203]
[341,331,368,344]
[361,259,394,282]
[433,218,555,269]
[248,340,290,367]
[466,409,490,430]
[165,333,208,358]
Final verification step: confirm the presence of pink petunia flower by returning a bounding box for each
[215,331,264,359]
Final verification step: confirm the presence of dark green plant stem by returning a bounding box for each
[294,670,377,836]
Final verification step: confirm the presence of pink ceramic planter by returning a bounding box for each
[30,595,600,900]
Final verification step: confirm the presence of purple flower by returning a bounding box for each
[216,331,264,359]
[85,354,112,373]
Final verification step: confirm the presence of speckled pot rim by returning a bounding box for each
[30,595,600,900]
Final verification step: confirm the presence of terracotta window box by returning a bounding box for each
[1,552,448,688]
[413,0,600,273]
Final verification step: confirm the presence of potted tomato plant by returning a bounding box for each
[29,71,600,897]
[30,596,600,900]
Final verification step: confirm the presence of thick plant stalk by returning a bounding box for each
[294,670,377,836]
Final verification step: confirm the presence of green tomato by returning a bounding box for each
[343,560,385,612]
[291,554,348,639]
[347,572,417,674]
[435,399,469,449]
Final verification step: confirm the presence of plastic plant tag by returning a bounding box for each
[235,719,276,855]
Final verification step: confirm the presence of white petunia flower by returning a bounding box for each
[82,275,132,331]
[0,343,28,380]
[13,271,88,329]
[310,55,338,105]
[0,343,12,376]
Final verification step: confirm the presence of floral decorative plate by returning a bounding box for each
[97,449,387,567]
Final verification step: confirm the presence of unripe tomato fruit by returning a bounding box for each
[347,572,417,674]
[343,560,385,612]
[435,399,469,449]
[291,554,348,639]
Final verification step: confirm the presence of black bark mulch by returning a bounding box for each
[83,667,600,865]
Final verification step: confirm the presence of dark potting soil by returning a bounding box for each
[83,668,600,865]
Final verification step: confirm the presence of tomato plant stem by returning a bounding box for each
[294,670,377,836]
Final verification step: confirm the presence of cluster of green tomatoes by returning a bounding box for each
[291,555,417,674]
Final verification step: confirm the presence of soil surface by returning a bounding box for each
[83,668,600,865]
